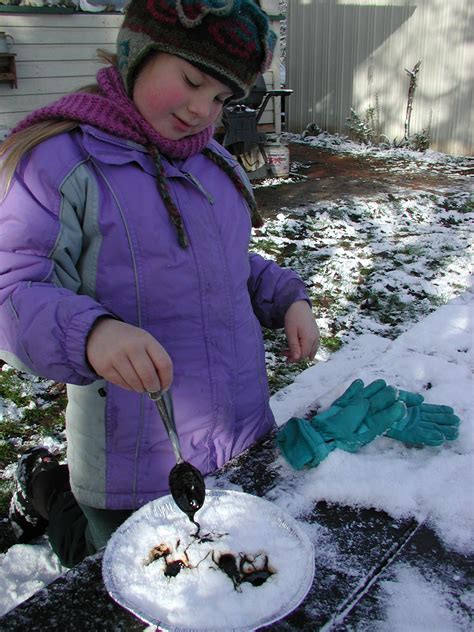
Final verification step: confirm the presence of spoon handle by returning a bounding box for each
[148,390,183,464]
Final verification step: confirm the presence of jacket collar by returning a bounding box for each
[80,125,240,179]
[80,125,157,176]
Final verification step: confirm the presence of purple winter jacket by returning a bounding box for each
[0,125,310,510]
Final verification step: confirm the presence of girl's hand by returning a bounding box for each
[283,301,320,363]
[86,318,173,393]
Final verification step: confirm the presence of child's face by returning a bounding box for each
[133,53,234,140]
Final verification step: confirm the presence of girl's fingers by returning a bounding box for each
[311,331,321,355]
[283,348,295,362]
[87,320,173,391]
[300,334,316,359]
[120,350,169,393]
[126,351,162,393]
[146,344,173,391]
[284,302,320,363]
[309,342,318,361]
[286,340,302,362]
[113,356,147,392]
[295,330,320,361]
[106,367,136,392]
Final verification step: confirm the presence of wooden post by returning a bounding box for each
[404,60,421,142]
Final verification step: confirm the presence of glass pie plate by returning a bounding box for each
[102,489,315,631]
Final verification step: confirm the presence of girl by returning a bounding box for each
[0,0,319,567]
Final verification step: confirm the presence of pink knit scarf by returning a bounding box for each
[13,65,214,159]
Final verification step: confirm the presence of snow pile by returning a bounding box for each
[374,564,472,631]
[0,539,66,617]
[270,287,473,554]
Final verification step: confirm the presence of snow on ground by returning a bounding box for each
[253,183,472,392]
[285,132,473,176]
[370,563,472,632]
[271,285,473,555]
[1,287,472,625]
[0,540,65,617]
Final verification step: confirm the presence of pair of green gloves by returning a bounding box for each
[276,379,461,470]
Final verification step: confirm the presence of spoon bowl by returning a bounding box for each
[168,461,206,521]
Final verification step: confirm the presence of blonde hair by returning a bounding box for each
[0,50,117,198]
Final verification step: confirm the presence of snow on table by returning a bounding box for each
[103,490,314,631]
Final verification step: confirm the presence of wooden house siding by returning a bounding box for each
[0,1,282,132]
[0,13,122,129]
[286,0,473,156]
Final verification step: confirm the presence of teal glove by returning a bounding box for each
[276,379,406,469]
[276,416,334,470]
[385,390,460,446]
[276,379,461,470]
[313,379,406,451]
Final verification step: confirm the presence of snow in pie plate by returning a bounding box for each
[103,489,315,631]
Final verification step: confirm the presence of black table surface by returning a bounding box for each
[1,430,472,631]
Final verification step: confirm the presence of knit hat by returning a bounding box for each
[117,0,277,99]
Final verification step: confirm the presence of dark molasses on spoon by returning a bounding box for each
[148,390,206,532]
[168,461,206,534]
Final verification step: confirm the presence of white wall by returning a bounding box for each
[0,13,122,129]
[286,0,473,155]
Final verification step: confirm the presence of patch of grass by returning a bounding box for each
[263,329,313,393]
[443,193,473,214]
[396,245,425,257]
[0,419,29,442]
[266,359,312,394]
[0,368,67,437]
[457,200,473,214]
[253,238,281,258]
[340,240,354,250]
[0,369,29,406]
[0,479,14,516]
[440,216,462,227]
[424,256,455,271]
[21,403,66,436]
[0,440,17,470]
[0,369,66,522]
[321,336,343,352]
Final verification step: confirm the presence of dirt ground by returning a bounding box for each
[254,143,471,218]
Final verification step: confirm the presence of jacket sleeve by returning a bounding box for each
[0,159,113,384]
[247,253,311,328]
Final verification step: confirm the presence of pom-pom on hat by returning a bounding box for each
[117,0,277,99]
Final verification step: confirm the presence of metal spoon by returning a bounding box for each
[148,390,206,526]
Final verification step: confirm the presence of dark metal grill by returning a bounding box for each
[221,75,292,179]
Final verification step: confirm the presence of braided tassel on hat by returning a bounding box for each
[148,144,189,248]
